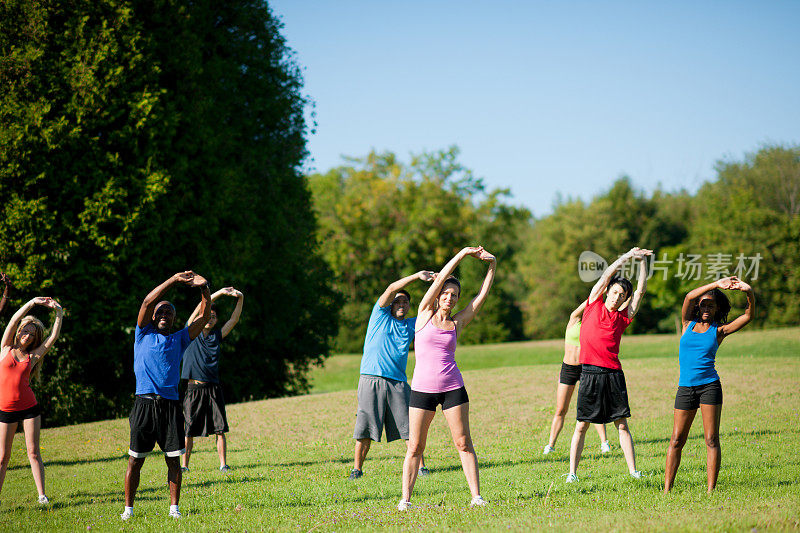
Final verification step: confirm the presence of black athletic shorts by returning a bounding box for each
[576,365,631,424]
[674,380,723,410]
[128,395,185,458]
[409,387,469,412]
[0,403,42,424]
[184,382,229,437]
[559,362,582,386]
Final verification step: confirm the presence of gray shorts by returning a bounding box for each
[353,375,411,442]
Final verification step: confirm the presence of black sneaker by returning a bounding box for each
[348,468,363,480]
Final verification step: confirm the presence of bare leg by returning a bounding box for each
[354,438,371,471]
[182,436,194,469]
[0,421,18,497]
[165,456,182,505]
[614,418,637,473]
[594,423,608,443]
[700,403,722,493]
[401,408,435,501]
[664,408,696,492]
[216,433,227,468]
[547,383,575,447]
[405,440,425,468]
[569,421,590,474]
[442,402,480,498]
[22,416,45,497]
[124,456,146,507]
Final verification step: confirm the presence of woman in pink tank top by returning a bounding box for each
[399,246,497,511]
[0,296,64,506]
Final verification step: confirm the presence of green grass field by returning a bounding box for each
[0,327,798,531]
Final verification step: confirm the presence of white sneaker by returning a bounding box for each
[37,495,49,505]
[120,510,132,521]
[470,496,487,507]
[543,444,555,455]
[169,509,182,518]
[630,470,643,479]
[600,441,611,453]
[564,473,579,483]
[397,499,411,511]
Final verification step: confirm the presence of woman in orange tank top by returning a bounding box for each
[0,296,64,506]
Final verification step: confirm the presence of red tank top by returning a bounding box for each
[0,351,38,411]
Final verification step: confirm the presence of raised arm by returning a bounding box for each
[627,254,652,319]
[377,271,436,308]
[453,250,497,331]
[137,271,193,327]
[418,246,482,316]
[187,275,212,340]
[567,300,588,328]
[220,288,244,338]
[31,298,64,359]
[588,247,652,304]
[1,297,38,348]
[0,273,11,316]
[718,280,755,339]
[680,276,737,329]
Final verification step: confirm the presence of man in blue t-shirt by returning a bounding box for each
[349,270,435,480]
[121,271,212,521]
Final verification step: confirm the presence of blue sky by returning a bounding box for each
[269,1,800,216]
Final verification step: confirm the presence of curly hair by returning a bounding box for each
[691,288,731,325]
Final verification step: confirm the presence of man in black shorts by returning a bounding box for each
[122,271,212,520]
[181,286,244,473]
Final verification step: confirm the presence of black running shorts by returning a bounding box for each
[576,365,631,424]
[409,387,469,412]
[559,362,582,386]
[128,395,185,458]
[674,380,723,410]
[0,404,42,424]
[184,382,229,437]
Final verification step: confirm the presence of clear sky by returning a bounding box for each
[269,0,800,217]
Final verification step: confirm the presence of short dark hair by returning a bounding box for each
[442,276,461,296]
[394,290,411,304]
[210,304,219,314]
[608,277,633,300]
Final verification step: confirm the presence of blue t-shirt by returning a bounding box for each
[134,323,192,400]
[678,321,720,387]
[181,329,222,383]
[359,302,416,382]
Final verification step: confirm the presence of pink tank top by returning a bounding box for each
[410,319,464,393]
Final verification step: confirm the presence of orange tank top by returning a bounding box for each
[0,352,38,412]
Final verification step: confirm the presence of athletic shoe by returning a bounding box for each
[37,495,49,505]
[564,473,579,483]
[630,470,643,479]
[470,496,487,507]
[180,466,189,473]
[120,510,132,521]
[600,441,611,453]
[220,465,230,473]
[169,509,182,519]
[348,468,363,480]
[418,467,430,476]
[543,445,555,455]
[397,499,411,511]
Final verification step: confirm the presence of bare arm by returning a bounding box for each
[31,298,63,359]
[187,275,212,340]
[567,300,588,328]
[718,280,755,339]
[627,256,650,319]
[454,250,497,331]
[137,271,192,327]
[680,276,737,330]
[377,271,436,308]
[0,273,10,316]
[1,297,37,349]
[220,288,244,339]
[188,287,227,325]
[588,247,652,304]
[417,246,482,328]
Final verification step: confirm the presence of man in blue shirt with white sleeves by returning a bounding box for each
[349,270,435,480]
[121,271,212,521]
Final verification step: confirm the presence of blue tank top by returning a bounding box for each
[678,321,720,387]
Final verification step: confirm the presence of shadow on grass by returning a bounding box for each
[8,453,129,472]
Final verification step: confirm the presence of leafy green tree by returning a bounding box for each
[0,0,336,426]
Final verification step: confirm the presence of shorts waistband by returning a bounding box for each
[187,382,220,390]
[581,364,623,374]
[136,393,176,401]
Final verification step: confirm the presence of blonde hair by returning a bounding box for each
[16,316,46,379]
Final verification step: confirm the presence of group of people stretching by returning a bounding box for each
[0,242,755,517]
[0,271,245,519]
[351,245,755,512]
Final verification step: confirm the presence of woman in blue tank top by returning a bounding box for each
[664,276,755,493]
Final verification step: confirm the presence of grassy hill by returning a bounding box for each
[0,327,797,531]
